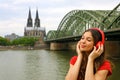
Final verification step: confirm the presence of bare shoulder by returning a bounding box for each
[95,70,108,80]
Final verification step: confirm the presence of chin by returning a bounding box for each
[80,49,86,52]
[80,49,91,53]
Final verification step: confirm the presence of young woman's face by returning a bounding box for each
[79,31,94,53]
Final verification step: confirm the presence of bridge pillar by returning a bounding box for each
[50,41,120,58]
[50,42,68,50]
[68,42,77,50]
[105,41,120,58]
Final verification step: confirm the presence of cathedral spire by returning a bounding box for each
[28,9,32,19]
[34,9,40,27]
[27,8,33,27]
[36,9,39,19]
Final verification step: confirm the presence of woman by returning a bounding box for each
[65,28,112,80]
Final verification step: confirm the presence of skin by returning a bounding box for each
[65,31,108,80]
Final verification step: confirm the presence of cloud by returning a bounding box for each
[0,18,26,36]
[0,0,119,37]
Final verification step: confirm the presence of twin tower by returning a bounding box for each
[24,9,46,38]
[27,9,40,27]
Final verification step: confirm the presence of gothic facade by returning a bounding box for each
[24,9,46,39]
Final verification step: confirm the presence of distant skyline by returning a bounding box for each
[0,0,119,37]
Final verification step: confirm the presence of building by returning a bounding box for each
[5,33,20,41]
[24,9,46,39]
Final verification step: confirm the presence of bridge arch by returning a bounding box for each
[46,3,120,41]
[56,10,110,38]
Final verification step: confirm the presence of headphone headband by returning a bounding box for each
[89,28,105,44]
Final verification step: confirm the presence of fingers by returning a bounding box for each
[92,46,96,52]
[96,44,104,56]
[76,41,80,53]
[76,42,80,50]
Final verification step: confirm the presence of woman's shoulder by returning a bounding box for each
[99,60,112,68]
[69,56,78,65]
[98,60,112,76]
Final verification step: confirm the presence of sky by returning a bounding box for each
[0,0,119,37]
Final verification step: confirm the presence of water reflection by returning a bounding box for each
[0,50,119,80]
[23,50,73,80]
[24,50,40,80]
[0,50,25,80]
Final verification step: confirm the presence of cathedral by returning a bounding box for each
[24,9,46,39]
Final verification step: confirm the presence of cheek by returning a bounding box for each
[87,43,94,50]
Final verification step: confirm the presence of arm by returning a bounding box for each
[85,58,108,80]
[85,45,108,80]
[65,55,82,80]
[65,41,83,80]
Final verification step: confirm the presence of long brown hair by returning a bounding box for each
[78,29,105,80]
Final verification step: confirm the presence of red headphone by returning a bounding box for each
[90,28,105,49]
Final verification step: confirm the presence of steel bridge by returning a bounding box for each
[45,3,120,42]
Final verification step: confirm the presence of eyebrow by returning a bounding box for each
[87,37,93,40]
[82,35,93,39]
[82,35,93,40]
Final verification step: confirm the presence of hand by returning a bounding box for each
[88,44,104,60]
[76,41,83,57]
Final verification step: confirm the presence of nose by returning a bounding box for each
[81,38,86,44]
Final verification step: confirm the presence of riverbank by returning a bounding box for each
[0,44,49,50]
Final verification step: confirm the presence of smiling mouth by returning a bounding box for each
[81,45,86,48]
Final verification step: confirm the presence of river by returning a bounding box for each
[0,50,119,80]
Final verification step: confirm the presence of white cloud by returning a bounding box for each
[13,0,35,4]
[12,0,65,5]
[0,0,119,37]
[0,3,9,8]
[0,18,26,37]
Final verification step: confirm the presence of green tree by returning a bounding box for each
[0,36,10,46]
[11,37,39,46]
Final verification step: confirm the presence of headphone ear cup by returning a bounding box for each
[90,28,105,45]
[96,41,103,49]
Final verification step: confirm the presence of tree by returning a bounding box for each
[11,37,39,46]
[0,36,10,46]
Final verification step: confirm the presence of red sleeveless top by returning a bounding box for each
[70,56,112,76]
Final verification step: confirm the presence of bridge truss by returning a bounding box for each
[46,3,120,41]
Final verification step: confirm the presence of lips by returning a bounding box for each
[81,45,86,48]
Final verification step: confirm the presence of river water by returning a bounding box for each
[0,50,119,80]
